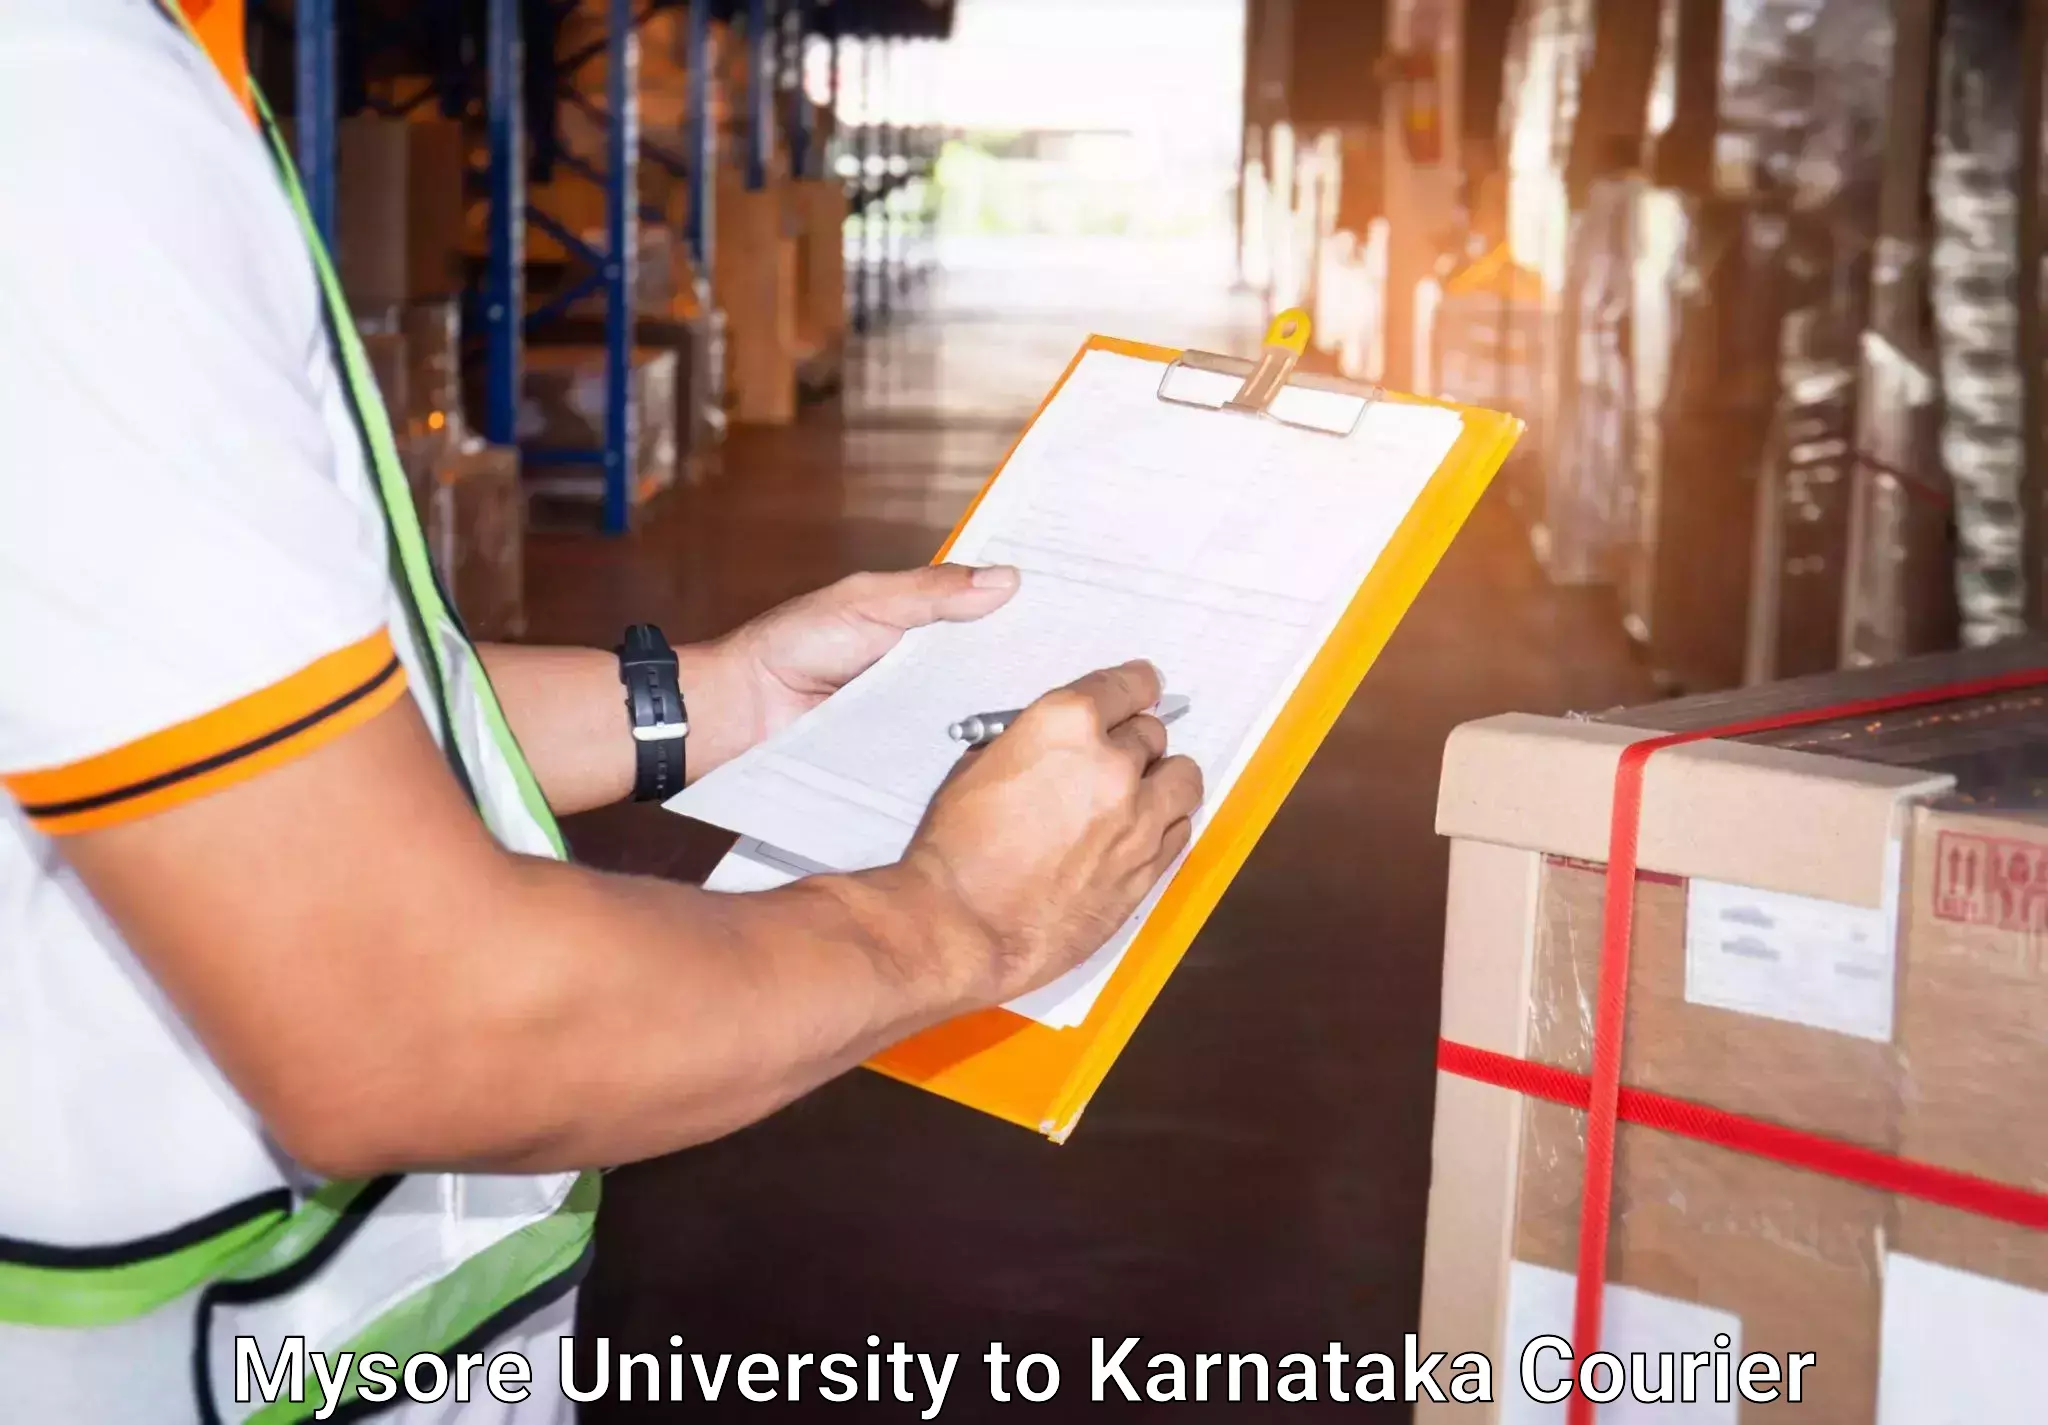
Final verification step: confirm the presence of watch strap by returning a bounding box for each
[617,624,686,802]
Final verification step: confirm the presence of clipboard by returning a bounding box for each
[723,313,1523,1140]
[862,312,1522,1139]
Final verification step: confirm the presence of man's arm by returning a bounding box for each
[473,643,735,815]
[477,564,1024,816]
[62,661,1198,1176]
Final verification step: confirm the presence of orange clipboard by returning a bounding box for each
[862,313,1525,1141]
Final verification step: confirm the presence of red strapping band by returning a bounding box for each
[1436,1039,2048,1231]
[1436,664,2048,1425]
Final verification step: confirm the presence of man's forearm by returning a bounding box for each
[478,641,756,815]
[69,703,991,1178]
[347,854,988,1173]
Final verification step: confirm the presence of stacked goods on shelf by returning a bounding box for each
[791,176,849,397]
[1420,242,1548,556]
[534,7,732,260]
[1738,0,1895,684]
[1928,0,2028,647]
[1534,165,1642,586]
[1524,0,1661,583]
[1614,0,1907,692]
[1840,0,1954,668]
[715,163,801,425]
[405,117,468,302]
[421,444,528,641]
[1621,188,1783,690]
[334,116,410,313]
[1621,0,1788,691]
[1424,249,1545,406]
[1495,0,1591,548]
[331,111,528,633]
[1421,641,2048,1422]
[513,345,680,506]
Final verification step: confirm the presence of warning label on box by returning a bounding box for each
[1931,830,2048,931]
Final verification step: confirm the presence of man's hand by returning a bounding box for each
[890,659,1205,1004]
[701,564,1021,768]
[477,565,1018,816]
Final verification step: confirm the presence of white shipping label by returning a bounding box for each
[1503,1261,1740,1423]
[1682,841,1902,1043]
[1879,1253,2048,1424]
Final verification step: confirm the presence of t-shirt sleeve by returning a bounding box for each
[0,17,406,836]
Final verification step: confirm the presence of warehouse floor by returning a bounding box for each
[534,249,1658,1420]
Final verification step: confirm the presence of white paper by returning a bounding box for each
[1683,839,1902,1043]
[1502,1261,1741,1424]
[1879,1253,2048,1424]
[672,349,1464,1027]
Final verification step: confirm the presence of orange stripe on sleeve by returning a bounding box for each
[4,630,409,836]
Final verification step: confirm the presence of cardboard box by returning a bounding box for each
[431,443,525,642]
[791,178,848,349]
[406,118,468,301]
[513,345,679,505]
[397,438,525,642]
[336,117,409,311]
[715,175,799,425]
[1422,643,2048,1421]
[1893,802,2048,1291]
[401,299,464,444]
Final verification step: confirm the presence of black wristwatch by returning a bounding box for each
[616,624,687,802]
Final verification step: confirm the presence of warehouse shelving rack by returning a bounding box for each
[272,0,952,533]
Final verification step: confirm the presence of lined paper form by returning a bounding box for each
[672,349,1465,1029]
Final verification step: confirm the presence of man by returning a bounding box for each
[0,1,1202,1419]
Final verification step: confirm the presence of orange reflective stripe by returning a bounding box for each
[175,0,254,122]
[4,631,408,835]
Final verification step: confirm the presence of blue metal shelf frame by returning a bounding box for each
[482,0,524,455]
[745,0,774,191]
[516,0,642,535]
[294,0,338,248]
[786,0,814,181]
[284,0,720,538]
[685,0,716,275]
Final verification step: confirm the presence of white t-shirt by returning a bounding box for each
[0,2,573,1419]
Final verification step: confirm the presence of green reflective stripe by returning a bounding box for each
[249,88,567,858]
[207,1179,383,1287]
[245,1172,601,1425]
[0,1208,286,1329]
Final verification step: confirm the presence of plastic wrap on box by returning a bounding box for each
[1428,643,2048,1419]
[1839,0,1954,669]
[1426,245,1546,417]
[516,346,680,505]
[1513,860,1890,1421]
[358,330,408,433]
[1929,0,2028,646]
[423,441,525,642]
[401,299,464,445]
[1735,0,1897,683]
[1532,172,1640,586]
[1842,326,1956,667]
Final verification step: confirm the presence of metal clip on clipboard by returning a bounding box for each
[1155,308,1380,437]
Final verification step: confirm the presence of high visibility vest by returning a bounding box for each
[0,8,599,1420]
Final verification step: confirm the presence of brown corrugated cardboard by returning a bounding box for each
[1421,646,2048,1422]
[1509,863,1890,1421]
[513,345,679,505]
[1895,803,2048,1293]
[405,118,468,301]
[416,442,525,642]
[716,176,798,425]
[336,117,409,311]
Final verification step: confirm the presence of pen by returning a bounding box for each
[948,694,1191,747]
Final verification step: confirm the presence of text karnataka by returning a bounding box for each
[238,1332,1821,1418]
